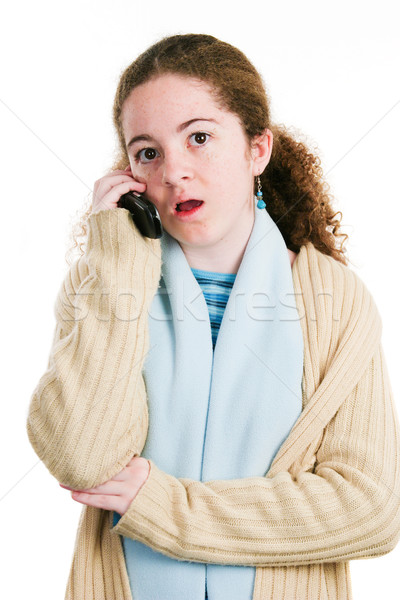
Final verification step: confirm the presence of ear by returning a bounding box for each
[250,128,273,176]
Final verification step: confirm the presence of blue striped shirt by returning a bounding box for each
[191,267,237,598]
[191,268,236,350]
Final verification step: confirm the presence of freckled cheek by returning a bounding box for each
[139,173,151,184]
[128,164,158,188]
[128,162,147,184]
[136,168,166,209]
[201,154,223,181]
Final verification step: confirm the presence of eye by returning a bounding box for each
[135,147,159,163]
[189,132,210,146]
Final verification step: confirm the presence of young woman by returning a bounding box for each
[27,34,400,600]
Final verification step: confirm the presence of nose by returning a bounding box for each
[161,150,193,187]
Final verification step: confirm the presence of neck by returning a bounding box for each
[179,205,255,275]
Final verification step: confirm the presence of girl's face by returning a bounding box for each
[121,74,272,261]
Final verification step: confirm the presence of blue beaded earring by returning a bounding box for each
[256,175,266,209]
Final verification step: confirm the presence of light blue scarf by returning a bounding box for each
[113,198,304,599]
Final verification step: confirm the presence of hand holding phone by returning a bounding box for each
[91,169,147,214]
[91,168,163,238]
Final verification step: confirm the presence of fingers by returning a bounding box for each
[70,490,123,513]
[91,170,147,215]
[59,479,129,515]
[59,460,149,516]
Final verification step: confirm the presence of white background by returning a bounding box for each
[1,1,400,598]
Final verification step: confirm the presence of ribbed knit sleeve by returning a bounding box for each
[26,208,162,490]
[112,341,400,567]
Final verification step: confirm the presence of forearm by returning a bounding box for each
[27,208,161,490]
[114,460,399,567]
[112,344,400,566]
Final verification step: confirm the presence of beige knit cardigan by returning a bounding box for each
[27,208,400,600]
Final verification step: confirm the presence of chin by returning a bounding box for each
[164,224,212,246]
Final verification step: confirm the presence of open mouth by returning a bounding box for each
[175,200,204,212]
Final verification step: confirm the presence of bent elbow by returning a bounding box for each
[366,489,400,557]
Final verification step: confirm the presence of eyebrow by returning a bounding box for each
[126,118,219,149]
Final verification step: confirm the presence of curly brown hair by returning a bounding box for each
[68,33,348,265]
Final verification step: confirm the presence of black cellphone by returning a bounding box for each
[117,191,163,239]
